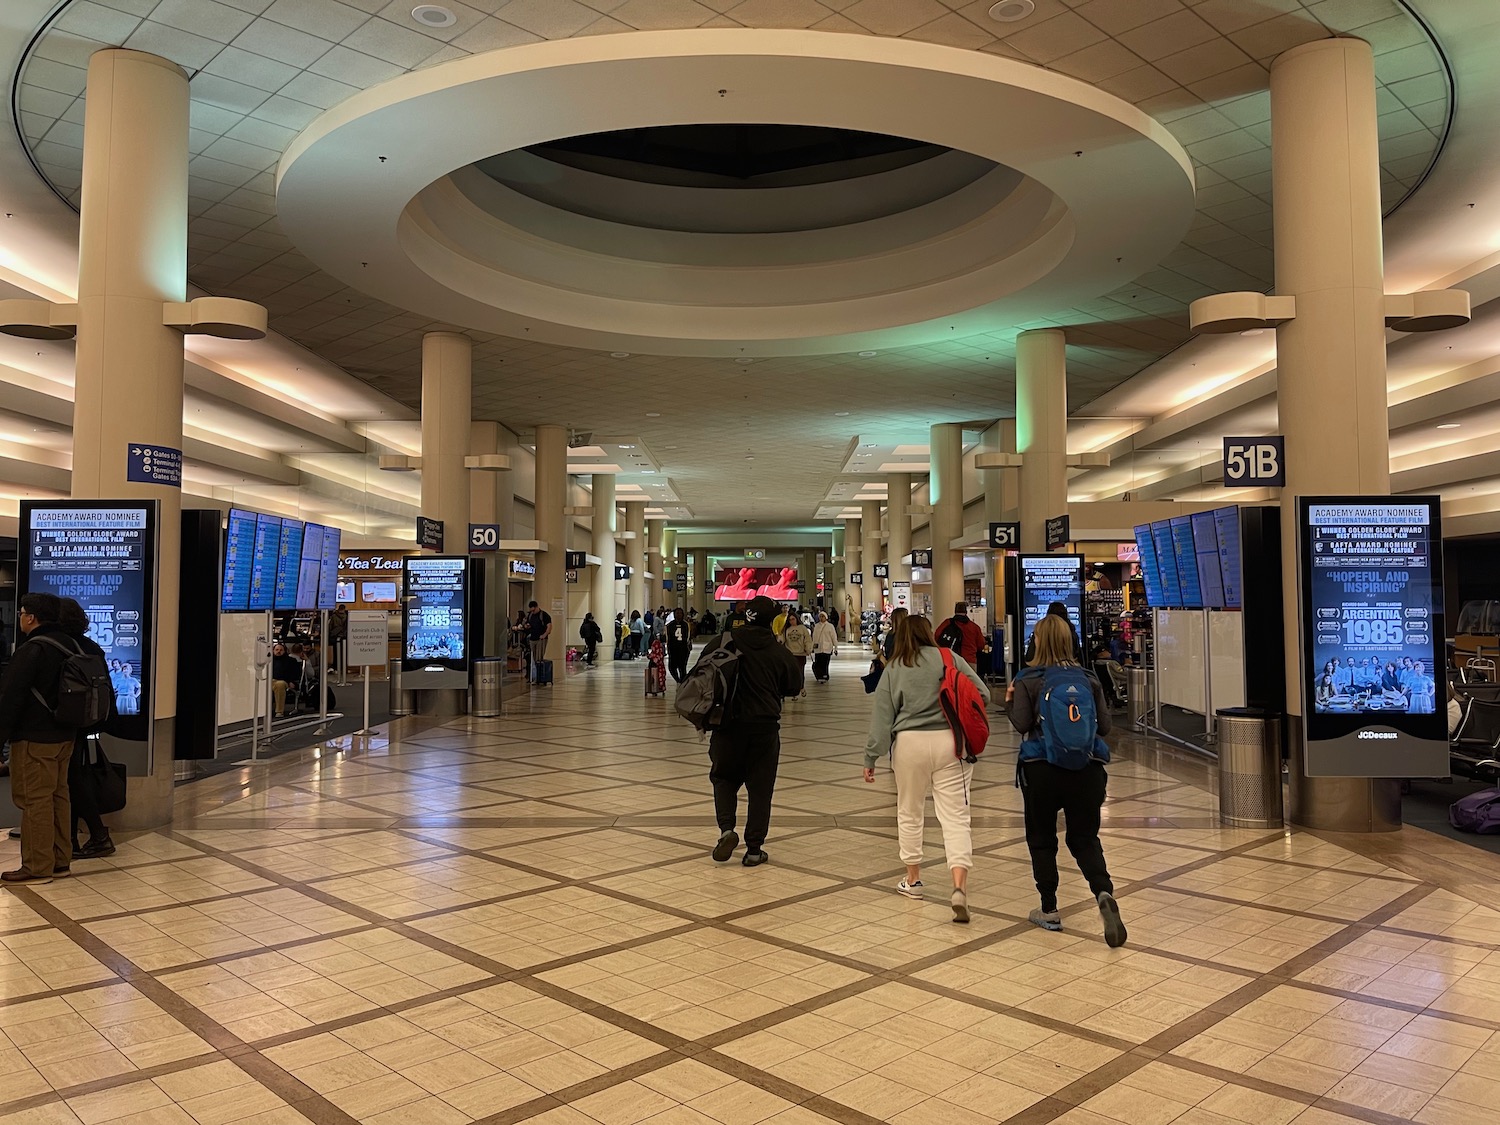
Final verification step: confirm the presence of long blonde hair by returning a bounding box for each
[1031,614,1078,667]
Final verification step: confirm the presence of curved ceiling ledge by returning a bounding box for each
[275,29,1196,357]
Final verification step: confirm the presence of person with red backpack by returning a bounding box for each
[1007,613,1126,947]
[863,614,989,923]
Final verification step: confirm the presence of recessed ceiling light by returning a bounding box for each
[645,411,660,417]
[411,4,456,28]
[1239,328,1269,337]
[834,411,850,417]
[642,469,657,474]
[610,351,630,358]
[858,350,878,357]
[1437,423,1461,429]
[988,0,1034,22]
[618,444,635,449]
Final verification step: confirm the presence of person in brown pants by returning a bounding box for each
[0,593,81,886]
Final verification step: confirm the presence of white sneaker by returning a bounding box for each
[896,878,924,899]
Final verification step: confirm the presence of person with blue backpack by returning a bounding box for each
[1006,613,1127,947]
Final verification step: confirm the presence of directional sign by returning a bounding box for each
[872,563,889,579]
[988,521,1020,550]
[416,516,444,551]
[614,564,631,580]
[1223,436,1286,488]
[126,443,182,487]
[468,523,499,551]
[1045,514,1071,552]
[911,549,933,567]
[565,550,587,569]
[850,571,863,585]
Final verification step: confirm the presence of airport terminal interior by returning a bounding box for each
[4,0,1500,1123]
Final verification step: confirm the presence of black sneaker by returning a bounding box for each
[742,849,769,867]
[711,830,738,863]
[1097,892,1127,948]
[77,838,116,859]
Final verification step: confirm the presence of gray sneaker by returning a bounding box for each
[1097,892,1127,948]
[1028,907,1062,932]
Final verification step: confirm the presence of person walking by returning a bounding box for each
[862,614,987,923]
[579,613,603,667]
[699,596,803,866]
[58,599,114,859]
[810,611,839,683]
[934,602,987,666]
[781,612,813,697]
[527,601,553,666]
[1022,601,1084,665]
[0,594,84,885]
[627,610,644,658]
[666,609,692,683]
[1007,614,1126,947]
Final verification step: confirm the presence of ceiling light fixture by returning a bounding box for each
[858,350,878,357]
[735,357,755,365]
[645,412,660,417]
[1239,328,1269,337]
[834,411,850,417]
[411,4,456,27]
[1436,423,1461,429]
[610,351,630,358]
[989,0,1035,22]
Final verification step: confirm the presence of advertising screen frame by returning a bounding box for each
[1297,495,1448,778]
[401,555,470,673]
[1015,553,1086,662]
[18,499,159,762]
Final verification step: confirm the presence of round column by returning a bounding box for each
[420,331,472,551]
[929,422,964,618]
[693,548,710,614]
[590,474,617,654]
[861,500,884,617]
[624,501,647,617]
[1017,330,1068,554]
[844,518,862,640]
[1271,38,1398,832]
[646,519,663,608]
[662,528,678,605]
[800,549,817,610]
[72,49,190,830]
[981,419,1017,629]
[533,424,568,650]
[887,472,912,589]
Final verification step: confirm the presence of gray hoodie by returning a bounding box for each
[864,647,989,767]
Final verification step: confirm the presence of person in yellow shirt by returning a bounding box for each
[772,606,789,636]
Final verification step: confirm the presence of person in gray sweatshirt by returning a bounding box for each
[863,614,989,922]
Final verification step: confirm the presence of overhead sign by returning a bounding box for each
[1045,514,1071,552]
[1298,496,1447,778]
[663,579,674,590]
[872,563,889,578]
[126,443,182,487]
[850,571,863,585]
[988,521,1020,550]
[1224,436,1286,488]
[468,523,499,551]
[341,553,404,572]
[565,550,587,569]
[417,516,444,551]
[565,569,579,584]
[615,564,631,580]
[508,558,536,578]
[346,610,389,667]
[911,549,933,567]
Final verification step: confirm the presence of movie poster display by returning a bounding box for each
[713,566,799,601]
[402,556,469,671]
[1016,554,1085,657]
[19,501,158,752]
[1299,496,1448,777]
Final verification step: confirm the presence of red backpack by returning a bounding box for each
[938,648,990,762]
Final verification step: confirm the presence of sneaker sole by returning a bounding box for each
[1098,895,1127,948]
[1029,915,1063,932]
[742,852,769,867]
[952,896,969,923]
[896,886,924,899]
[711,832,739,862]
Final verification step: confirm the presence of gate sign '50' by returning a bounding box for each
[1223,436,1286,488]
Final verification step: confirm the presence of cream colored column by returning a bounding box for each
[590,473,617,656]
[830,527,846,630]
[623,501,647,615]
[844,518,862,640]
[980,419,1017,622]
[1017,330,1069,554]
[421,332,471,551]
[646,519,663,608]
[662,528,678,605]
[470,421,505,656]
[800,549,817,609]
[929,423,964,618]
[887,472,912,587]
[533,424,567,642]
[861,500,884,615]
[1271,38,1398,831]
[71,50,189,829]
[692,549,710,613]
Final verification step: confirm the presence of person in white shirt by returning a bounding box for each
[810,612,839,683]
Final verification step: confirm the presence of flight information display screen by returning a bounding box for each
[1191,511,1225,609]
[273,520,304,611]
[1170,516,1203,607]
[248,514,282,611]
[295,523,323,610]
[1214,506,1242,609]
[1133,524,1164,607]
[317,525,342,611]
[1150,521,1182,607]
[402,556,468,671]
[221,508,257,612]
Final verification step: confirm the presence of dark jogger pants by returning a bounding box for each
[708,720,781,849]
[1020,759,1114,912]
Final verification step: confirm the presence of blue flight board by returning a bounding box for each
[296,523,323,610]
[221,507,257,612]
[1133,524,1164,607]
[317,525,342,611]
[274,520,304,610]
[1150,521,1182,607]
[1170,516,1203,607]
[248,514,282,611]
[1191,511,1225,609]
[1214,506,1242,608]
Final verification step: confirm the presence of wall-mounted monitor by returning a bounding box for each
[221,507,257,612]
[273,519,304,611]
[336,579,356,604]
[402,556,468,671]
[1133,524,1164,607]
[316,525,342,610]
[361,580,397,603]
[1190,510,1225,609]
[1298,496,1448,778]
[1214,506,1243,609]
[1150,521,1182,607]
[295,523,323,610]
[248,514,282,611]
[1169,515,1203,607]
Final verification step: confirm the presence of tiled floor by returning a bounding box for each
[4,653,1500,1125]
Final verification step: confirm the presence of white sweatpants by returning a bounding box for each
[892,728,973,870]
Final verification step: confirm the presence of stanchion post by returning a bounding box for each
[1203,609,1214,742]
[360,663,371,735]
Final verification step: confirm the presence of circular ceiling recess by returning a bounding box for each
[276,29,1196,357]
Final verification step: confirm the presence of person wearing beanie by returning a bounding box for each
[695,594,803,866]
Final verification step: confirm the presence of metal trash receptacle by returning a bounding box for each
[1216,707,1284,828]
[388,659,415,717]
[473,658,503,717]
[1127,668,1153,729]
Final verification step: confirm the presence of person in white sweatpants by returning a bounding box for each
[862,614,989,923]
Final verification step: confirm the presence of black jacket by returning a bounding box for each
[699,625,802,723]
[272,653,302,684]
[0,623,78,744]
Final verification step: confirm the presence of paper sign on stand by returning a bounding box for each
[347,610,389,734]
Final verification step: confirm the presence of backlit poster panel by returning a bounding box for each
[402,556,469,671]
[1017,554,1085,654]
[1298,496,1448,777]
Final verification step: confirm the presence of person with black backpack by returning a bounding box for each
[58,599,117,860]
[1007,613,1126,947]
[934,602,986,666]
[0,593,95,885]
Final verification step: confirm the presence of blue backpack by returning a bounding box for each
[1036,666,1100,770]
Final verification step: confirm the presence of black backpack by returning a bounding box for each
[674,633,740,733]
[937,619,965,651]
[31,635,115,730]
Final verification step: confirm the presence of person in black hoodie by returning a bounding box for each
[0,593,80,885]
[665,609,692,683]
[698,595,803,866]
[59,599,115,859]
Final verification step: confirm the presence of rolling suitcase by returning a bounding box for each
[532,659,553,686]
[645,658,666,696]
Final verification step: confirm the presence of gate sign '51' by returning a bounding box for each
[1223,436,1285,488]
